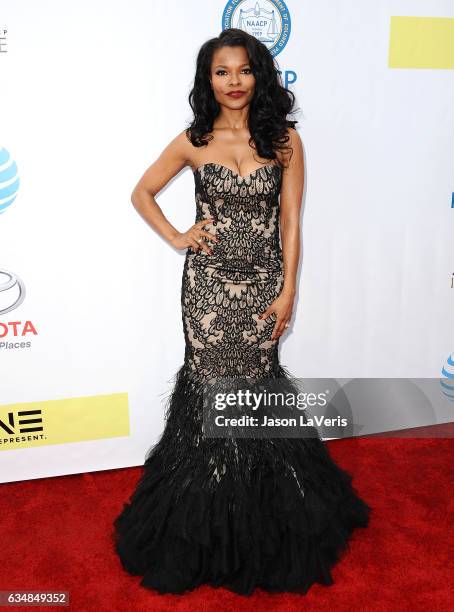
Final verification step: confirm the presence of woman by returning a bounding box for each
[113,28,371,595]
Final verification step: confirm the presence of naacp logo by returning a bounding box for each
[222,0,291,57]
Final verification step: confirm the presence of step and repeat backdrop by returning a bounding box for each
[1,1,453,483]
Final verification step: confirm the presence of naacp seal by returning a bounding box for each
[222,0,291,57]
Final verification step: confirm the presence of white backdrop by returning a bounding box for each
[1,0,453,483]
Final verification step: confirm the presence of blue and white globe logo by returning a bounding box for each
[0,147,20,215]
[440,353,454,401]
[222,0,291,57]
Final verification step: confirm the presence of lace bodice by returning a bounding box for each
[190,162,283,273]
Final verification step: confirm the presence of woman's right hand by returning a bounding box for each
[170,218,219,254]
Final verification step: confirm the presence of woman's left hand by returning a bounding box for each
[259,289,295,340]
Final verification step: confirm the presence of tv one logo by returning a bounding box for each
[0,410,44,435]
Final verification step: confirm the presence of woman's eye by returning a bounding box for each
[214,68,252,76]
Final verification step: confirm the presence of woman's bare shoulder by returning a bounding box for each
[276,126,303,167]
[285,126,302,149]
[151,128,197,173]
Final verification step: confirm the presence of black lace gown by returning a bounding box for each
[113,162,371,595]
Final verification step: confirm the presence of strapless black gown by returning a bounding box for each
[113,162,371,595]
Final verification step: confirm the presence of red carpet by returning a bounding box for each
[1,437,452,611]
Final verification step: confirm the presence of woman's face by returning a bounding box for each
[209,45,255,109]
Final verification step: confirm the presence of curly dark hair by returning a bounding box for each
[186,28,299,167]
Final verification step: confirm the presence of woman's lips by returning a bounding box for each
[226,91,246,98]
